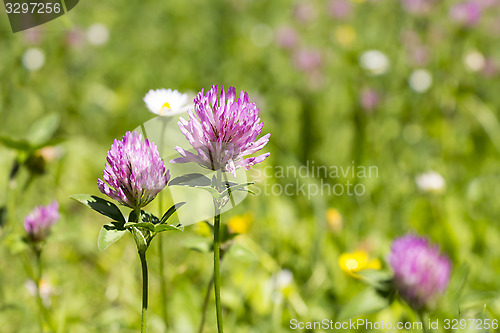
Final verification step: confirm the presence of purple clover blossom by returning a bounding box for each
[450,1,482,27]
[389,235,452,310]
[24,201,59,242]
[98,131,170,209]
[171,85,270,177]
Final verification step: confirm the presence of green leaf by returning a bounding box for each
[169,173,211,187]
[32,137,65,150]
[339,288,391,320]
[198,186,222,199]
[160,202,186,224]
[155,223,184,233]
[0,206,6,228]
[98,225,126,251]
[70,194,126,226]
[357,270,394,292]
[0,136,32,151]
[220,182,254,198]
[128,210,159,224]
[124,222,155,232]
[27,113,60,145]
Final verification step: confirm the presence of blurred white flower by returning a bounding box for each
[464,50,485,72]
[143,89,191,116]
[250,24,273,48]
[25,278,55,306]
[359,50,389,75]
[87,23,109,46]
[274,269,294,291]
[22,48,45,71]
[409,69,432,93]
[416,171,445,193]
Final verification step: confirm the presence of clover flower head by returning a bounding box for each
[24,201,59,242]
[144,88,191,116]
[389,235,452,310]
[450,1,482,26]
[171,85,270,177]
[98,131,170,209]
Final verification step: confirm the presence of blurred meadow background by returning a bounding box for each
[1,0,500,332]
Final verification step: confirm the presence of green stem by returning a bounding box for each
[157,118,169,329]
[417,311,430,333]
[33,247,55,333]
[213,207,223,333]
[139,250,148,333]
[198,275,214,333]
[158,233,168,328]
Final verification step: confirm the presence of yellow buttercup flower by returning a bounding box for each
[228,213,253,235]
[338,250,381,277]
[334,25,356,48]
[326,208,343,233]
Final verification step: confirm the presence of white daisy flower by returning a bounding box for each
[359,50,389,76]
[416,171,445,193]
[143,89,191,116]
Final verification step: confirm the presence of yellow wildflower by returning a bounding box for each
[338,250,381,277]
[334,25,356,48]
[228,213,253,235]
[326,208,343,233]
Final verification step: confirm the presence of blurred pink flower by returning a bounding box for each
[482,58,498,77]
[22,28,44,45]
[360,88,380,112]
[275,26,298,49]
[24,201,59,242]
[476,0,497,8]
[328,0,353,19]
[294,2,318,24]
[389,235,451,310]
[450,1,482,26]
[408,45,430,66]
[401,0,437,14]
[66,28,86,49]
[293,48,323,72]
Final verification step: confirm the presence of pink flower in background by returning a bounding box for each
[294,2,318,24]
[450,1,482,26]
[360,88,380,112]
[482,58,498,77]
[389,235,452,310]
[98,131,170,209]
[24,201,59,242]
[293,48,323,73]
[476,0,497,8]
[328,0,353,19]
[408,45,430,66]
[401,0,437,14]
[172,85,270,177]
[275,26,298,49]
[66,28,86,49]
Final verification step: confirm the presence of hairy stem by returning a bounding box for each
[213,206,223,333]
[139,250,149,333]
